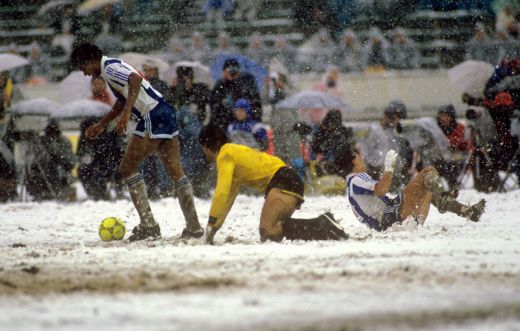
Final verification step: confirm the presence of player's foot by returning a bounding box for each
[128,223,161,242]
[436,189,458,213]
[462,199,486,222]
[179,227,204,239]
[318,212,349,240]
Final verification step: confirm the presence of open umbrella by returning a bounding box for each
[276,91,349,109]
[119,52,169,73]
[211,54,268,91]
[37,0,73,16]
[162,61,214,87]
[51,99,110,119]
[10,98,59,116]
[77,0,121,16]
[59,70,92,103]
[448,60,494,98]
[0,53,29,72]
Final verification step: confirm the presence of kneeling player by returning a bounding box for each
[344,149,486,231]
[198,124,349,244]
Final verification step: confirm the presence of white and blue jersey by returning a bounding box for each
[100,56,178,139]
[346,172,401,230]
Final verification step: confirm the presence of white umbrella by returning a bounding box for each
[10,98,59,116]
[77,0,121,16]
[276,91,349,109]
[51,99,111,119]
[0,53,29,72]
[119,52,169,73]
[162,61,214,87]
[448,60,494,98]
[37,0,73,16]
[59,70,92,103]
[413,117,450,150]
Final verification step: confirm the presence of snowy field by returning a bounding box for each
[1,189,520,331]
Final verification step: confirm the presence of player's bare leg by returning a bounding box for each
[400,167,434,222]
[120,135,162,241]
[401,166,486,223]
[259,188,299,242]
[157,138,203,238]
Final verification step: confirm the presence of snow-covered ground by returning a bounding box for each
[1,189,519,331]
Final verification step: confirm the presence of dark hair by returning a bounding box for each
[437,104,457,135]
[223,58,240,72]
[176,66,194,80]
[198,124,230,152]
[334,147,356,176]
[70,43,103,68]
[322,109,342,129]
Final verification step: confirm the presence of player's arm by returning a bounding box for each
[373,150,398,196]
[116,72,142,135]
[86,100,124,139]
[205,154,236,244]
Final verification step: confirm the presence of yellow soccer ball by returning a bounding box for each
[98,217,126,241]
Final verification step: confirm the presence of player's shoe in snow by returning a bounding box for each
[318,212,349,240]
[179,227,204,239]
[436,189,459,214]
[128,223,161,242]
[463,199,486,222]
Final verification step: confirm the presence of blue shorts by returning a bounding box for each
[134,102,179,139]
[379,194,402,231]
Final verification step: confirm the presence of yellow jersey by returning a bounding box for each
[209,143,286,228]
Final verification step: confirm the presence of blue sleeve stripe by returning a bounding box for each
[352,184,373,195]
[114,72,129,81]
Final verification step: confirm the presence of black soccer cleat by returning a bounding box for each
[179,227,204,239]
[319,212,349,240]
[436,189,459,214]
[464,199,486,222]
[128,223,161,242]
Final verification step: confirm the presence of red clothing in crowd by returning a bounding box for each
[92,89,114,106]
[446,123,472,152]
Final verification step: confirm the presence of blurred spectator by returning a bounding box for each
[25,42,50,86]
[492,30,520,64]
[465,22,496,63]
[245,33,270,67]
[233,0,261,21]
[360,27,390,71]
[495,5,518,37]
[1,71,16,113]
[169,66,210,123]
[227,98,268,151]
[140,59,173,199]
[310,109,354,177]
[264,72,300,163]
[0,138,16,202]
[77,117,124,200]
[269,36,297,73]
[163,37,188,64]
[25,120,75,201]
[387,27,420,70]
[293,0,339,38]
[298,29,336,73]
[187,31,213,65]
[334,29,361,72]
[360,102,412,192]
[50,4,80,56]
[434,105,472,189]
[214,31,240,57]
[209,58,262,128]
[90,76,114,105]
[203,0,233,30]
[313,65,344,98]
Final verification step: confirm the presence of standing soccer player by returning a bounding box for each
[70,43,203,241]
[198,124,349,244]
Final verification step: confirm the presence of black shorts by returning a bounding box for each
[265,167,304,208]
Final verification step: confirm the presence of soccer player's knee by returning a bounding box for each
[259,227,282,242]
[421,166,438,177]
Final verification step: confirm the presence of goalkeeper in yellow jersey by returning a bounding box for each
[198,124,349,244]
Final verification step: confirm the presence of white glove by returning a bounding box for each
[205,225,217,245]
[384,149,398,173]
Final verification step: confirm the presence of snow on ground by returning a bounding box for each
[0,189,520,330]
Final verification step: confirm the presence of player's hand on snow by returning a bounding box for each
[205,225,217,245]
[85,123,105,139]
[384,149,398,173]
